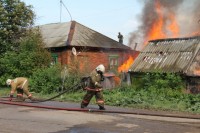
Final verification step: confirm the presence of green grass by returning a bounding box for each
[0,87,10,97]
[1,86,200,114]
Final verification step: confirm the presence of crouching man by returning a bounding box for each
[6,77,35,101]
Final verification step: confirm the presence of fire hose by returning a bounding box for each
[1,83,200,119]
[28,82,81,103]
[0,99,200,120]
[0,82,81,103]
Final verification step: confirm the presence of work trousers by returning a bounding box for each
[16,82,32,101]
[81,90,104,108]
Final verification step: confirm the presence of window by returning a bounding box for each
[109,55,119,70]
[51,53,58,65]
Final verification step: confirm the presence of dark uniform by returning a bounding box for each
[81,69,105,110]
[118,32,123,44]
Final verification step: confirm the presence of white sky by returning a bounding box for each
[21,0,143,45]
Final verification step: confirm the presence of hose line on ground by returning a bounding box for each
[0,82,81,103]
[0,100,200,120]
[29,82,81,103]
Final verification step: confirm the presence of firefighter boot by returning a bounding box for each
[28,96,37,101]
[81,101,89,108]
[99,106,105,110]
[81,104,87,108]
[16,94,25,102]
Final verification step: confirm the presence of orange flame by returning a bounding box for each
[118,56,134,72]
[144,0,180,45]
[167,13,179,37]
[194,69,200,76]
[145,0,165,43]
[189,31,200,36]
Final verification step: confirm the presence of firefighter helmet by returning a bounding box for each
[96,64,105,73]
[6,79,12,85]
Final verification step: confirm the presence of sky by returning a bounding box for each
[21,0,143,46]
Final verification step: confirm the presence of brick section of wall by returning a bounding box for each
[57,48,139,74]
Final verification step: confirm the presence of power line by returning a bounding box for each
[60,0,72,22]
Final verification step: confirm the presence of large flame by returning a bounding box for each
[144,0,180,45]
[167,13,179,37]
[118,56,134,72]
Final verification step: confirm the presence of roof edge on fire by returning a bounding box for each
[38,20,131,50]
[129,36,200,77]
[149,36,200,42]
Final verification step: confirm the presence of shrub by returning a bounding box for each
[142,72,184,91]
[30,65,62,94]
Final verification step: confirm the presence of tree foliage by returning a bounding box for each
[0,0,35,54]
[0,30,52,85]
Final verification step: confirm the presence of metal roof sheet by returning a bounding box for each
[38,21,130,50]
[129,36,200,76]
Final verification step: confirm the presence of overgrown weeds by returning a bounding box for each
[1,69,199,114]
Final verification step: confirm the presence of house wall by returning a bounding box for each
[62,50,70,64]
[56,48,138,75]
[82,49,137,73]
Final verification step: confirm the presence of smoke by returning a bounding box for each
[178,0,200,36]
[129,0,200,51]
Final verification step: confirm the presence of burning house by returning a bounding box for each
[129,36,200,93]
[38,21,139,88]
[126,0,200,93]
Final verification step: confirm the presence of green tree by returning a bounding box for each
[0,0,35,54]
[0,30,52,85]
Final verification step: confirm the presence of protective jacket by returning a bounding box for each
[10,77,32,99]
[85,70,103,90]
[81,69,105,109]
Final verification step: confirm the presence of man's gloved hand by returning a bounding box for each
[9,94,13,101]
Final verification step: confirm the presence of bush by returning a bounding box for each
[142,72,184,91]
[30,65,62,94]
[61,65,83,92]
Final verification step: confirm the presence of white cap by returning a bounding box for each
[96,64,105,73]
[6,79,12,85]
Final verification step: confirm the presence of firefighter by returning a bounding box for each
[81,64,106,110]
[118,32,123,44]
[6,77,35,101]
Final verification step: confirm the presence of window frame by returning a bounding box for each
[109,55,119,71]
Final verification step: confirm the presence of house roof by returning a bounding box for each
[129,36,200,76]
[38,21,130,50]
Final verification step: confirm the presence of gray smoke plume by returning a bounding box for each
[129,0,200,51]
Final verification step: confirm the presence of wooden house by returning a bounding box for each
[39,21,139,74]
[129,36,200,93]
[38,21,139,88]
